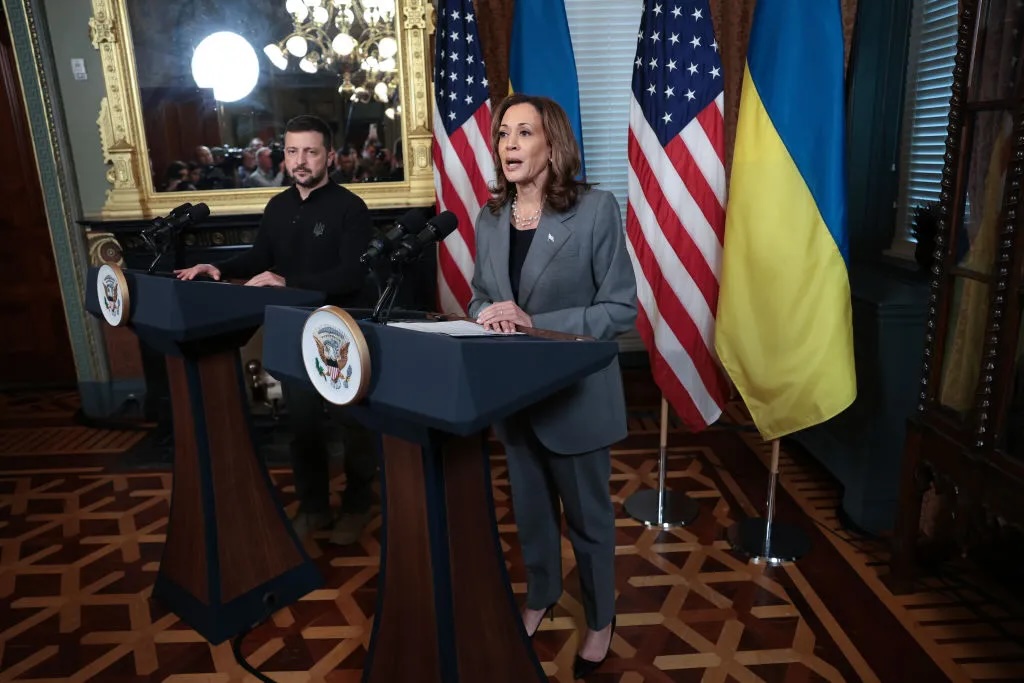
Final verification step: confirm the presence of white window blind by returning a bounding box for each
[892,0,959,249]
[564,0,643,214]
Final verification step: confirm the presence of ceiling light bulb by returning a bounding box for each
[377,37,398,60]
[286,35,308,58]
[312,6,329,24]
[373,81,389,102]
[332,32,356,56]
[299,57,318,73]
[263,43,289,70]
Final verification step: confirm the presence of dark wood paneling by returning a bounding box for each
[200,351,304,602]
[162,356,209,603]
[0,9,74,386]
[367,435,442,683]
[444,435,543,683]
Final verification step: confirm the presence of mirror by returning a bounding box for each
[89,0,435,218]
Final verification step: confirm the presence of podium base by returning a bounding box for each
[624,489,700,529]
[729,518,811,565]
[153,561,322,645]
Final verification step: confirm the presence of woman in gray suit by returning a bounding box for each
[469,94,638,679]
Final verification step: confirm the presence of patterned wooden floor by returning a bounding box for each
[0,390,1022,681]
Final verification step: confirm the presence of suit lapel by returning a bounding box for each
[488,202,515,302]
[517,207,575,307]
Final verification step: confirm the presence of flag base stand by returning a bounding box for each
[729,518,810,565]
[624,398,700,529]
[624,489,699,529]
[728,440,810,565]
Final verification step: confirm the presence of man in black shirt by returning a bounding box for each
[176,115,377,545]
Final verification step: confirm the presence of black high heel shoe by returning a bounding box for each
[524,604,555,640]
[572,616,616,680]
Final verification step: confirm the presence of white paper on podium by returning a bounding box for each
[387,320,524,336]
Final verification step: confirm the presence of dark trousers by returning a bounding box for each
[501,414,616,631]
[282,381,377,515]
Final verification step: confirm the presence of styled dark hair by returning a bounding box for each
[285,115,334,151]
[487,93,589,214]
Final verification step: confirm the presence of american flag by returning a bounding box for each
[626,0,730,430]
[432,1,494,315]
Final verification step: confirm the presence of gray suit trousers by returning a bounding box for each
[502,413,616,631]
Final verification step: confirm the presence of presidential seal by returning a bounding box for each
[96,264,130,327]
[301,306,370,405]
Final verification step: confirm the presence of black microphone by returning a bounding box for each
[141,202,210,247]
[360,208,428,264]
[390,211,459,263]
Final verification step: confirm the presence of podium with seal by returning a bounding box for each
[85,266,325,644]
[263,305,620,683]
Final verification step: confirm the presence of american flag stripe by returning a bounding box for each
[629,116,722,274]
[626,238,723,426]
[626,186,721,385]
[626,0,728,432]
[432,109,488,311]
[628,128,719,310]
[433,0,494,315]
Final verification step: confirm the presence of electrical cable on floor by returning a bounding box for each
[231,594,280,683]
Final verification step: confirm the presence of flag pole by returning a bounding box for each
[731,438,810,564]
[624,396,700,528]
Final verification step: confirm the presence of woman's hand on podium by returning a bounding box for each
[476,300,532,334]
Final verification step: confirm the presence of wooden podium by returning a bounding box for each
[263,305,619,683]
[85,268,325,644]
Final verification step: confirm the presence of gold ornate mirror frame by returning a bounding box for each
[88,0,435,219]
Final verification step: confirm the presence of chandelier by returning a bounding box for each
[263,0,399,103]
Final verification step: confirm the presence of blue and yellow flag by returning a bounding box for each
[509,0,585,168]
[714,0,856,440]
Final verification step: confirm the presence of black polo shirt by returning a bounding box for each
[217,182,375,306]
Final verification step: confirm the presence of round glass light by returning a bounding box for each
[332,32,356,56]
[263,43,288,70]
[286,35,309,58]
[377,36,398,60]
[373,81,389,102]
[299,57,318,74]
[286,0,308,20]
[192,32,260,103]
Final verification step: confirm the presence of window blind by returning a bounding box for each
[564,0,644,350]
[564,0,643,215]
[893,0,959,247]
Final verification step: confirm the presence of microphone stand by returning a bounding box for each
[141,229,170,274]
[370,259,406,324]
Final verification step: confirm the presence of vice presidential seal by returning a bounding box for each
[96,264,130,327]
[301,306,370,405]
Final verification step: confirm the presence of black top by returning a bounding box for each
[509,222,536,302]
[216,182,375,306]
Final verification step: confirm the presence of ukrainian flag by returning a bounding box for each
[509,0,585,166]
[714,0,856,441]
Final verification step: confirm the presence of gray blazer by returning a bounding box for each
[468,188,638,454]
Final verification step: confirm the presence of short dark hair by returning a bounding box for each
[285,115,334,151]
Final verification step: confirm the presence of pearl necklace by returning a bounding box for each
[512,195,542,228]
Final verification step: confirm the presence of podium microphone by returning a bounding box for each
[390,211,459,263]
[360,208,428,265]
[141,202,211,247]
